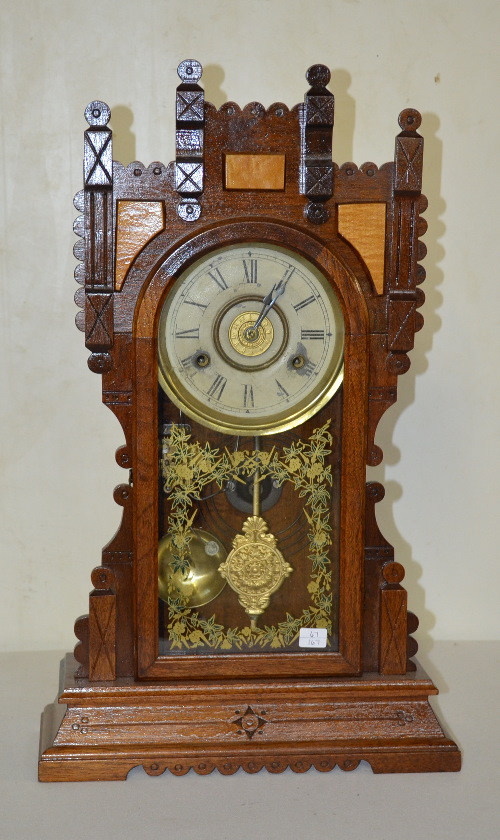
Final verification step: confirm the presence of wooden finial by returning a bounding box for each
[177,58,202,84]
[305,63,331,89]
[84,100,111,127]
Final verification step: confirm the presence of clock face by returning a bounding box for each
[158,243,344,435]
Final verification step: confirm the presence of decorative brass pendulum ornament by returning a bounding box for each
[219,438,293,627]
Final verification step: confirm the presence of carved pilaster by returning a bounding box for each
[386,109,425,371]
[81,101,114,370]
[175,59,204,220]
[301,64,334,223]
[379,562,407,675]
[88,566,117,681]
[364,482,393,671]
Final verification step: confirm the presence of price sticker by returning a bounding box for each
[299,628,328,648]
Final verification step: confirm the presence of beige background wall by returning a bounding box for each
[1,0,498,652]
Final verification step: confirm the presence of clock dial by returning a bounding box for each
[158,243,344,435]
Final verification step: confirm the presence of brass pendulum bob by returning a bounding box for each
[158,528,227,608]
[219,437,293,628]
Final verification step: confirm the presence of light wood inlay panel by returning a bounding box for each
[338,203,386,294]
[115,201,165,290]
[225,154,285,190]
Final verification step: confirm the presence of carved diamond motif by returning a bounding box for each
[85,293,113,349]
[395,137,423,190]
[304,164,333,197]
[230,706,268,740]
[84,130,112,186]
[175,162,203,193]
[176,90,204,122]
[306,95,335,125]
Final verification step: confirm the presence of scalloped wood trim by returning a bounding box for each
[39,746,460,781]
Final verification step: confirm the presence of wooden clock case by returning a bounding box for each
[38,61,461,780]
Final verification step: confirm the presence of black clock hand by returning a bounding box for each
[251,277,289,331]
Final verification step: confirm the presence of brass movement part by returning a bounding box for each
[228,311,274,357]
[338,203,386,295]
[115,201,165,290]
[225,154,286,191]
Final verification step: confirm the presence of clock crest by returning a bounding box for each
[39,60,460,780]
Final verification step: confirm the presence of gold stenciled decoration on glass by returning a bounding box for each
[160,422,335,651]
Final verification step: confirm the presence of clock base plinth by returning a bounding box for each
[39,654,460,781]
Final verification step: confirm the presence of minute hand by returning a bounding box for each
[252,278,288,330]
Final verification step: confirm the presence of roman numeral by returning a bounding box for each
[301,329,325,340]
[243,384,254,408]
[276,379,289,398]
[281,266,295,284]
[303,360,316,376]
[175,327,200,339]
[208,267,228,290]
[180,355,194,368]
[184,298,207,310]
[243,259,258,283]
[293,295,316,312]
[207,374,227,400]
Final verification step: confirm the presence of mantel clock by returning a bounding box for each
[39,60,461,780]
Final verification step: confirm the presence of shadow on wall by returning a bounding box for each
[109,105,136,166]
[201,64,227,109]
[330,68,355,165]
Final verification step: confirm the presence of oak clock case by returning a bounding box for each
[38,60,461,781]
